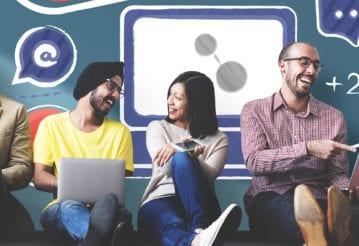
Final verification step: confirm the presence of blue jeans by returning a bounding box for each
[247,189,327,245]
[138,152,221,246]
[41,198,132,244]
[41,200,90,243]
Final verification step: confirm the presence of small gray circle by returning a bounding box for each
[216,61,247,92]
[195,33,217,56]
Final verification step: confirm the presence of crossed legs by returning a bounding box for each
[138,152,241,246]
[248,189,311,244]
[138,152,222,245]
[294,184,352,246]
[248,185,353,245]
[41,193,130,245]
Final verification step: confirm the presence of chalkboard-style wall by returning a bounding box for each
[0,0,358,176]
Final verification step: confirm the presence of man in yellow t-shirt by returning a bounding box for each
[33,62,134,246]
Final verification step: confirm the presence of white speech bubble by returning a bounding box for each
[17,0,127,15]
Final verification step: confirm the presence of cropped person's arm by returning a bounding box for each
[33,162,57,196]
[2,104,32,190]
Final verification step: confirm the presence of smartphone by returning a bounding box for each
[172,139,202,152]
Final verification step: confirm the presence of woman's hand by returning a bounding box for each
[153,143,177,166]
[191,144,204,158]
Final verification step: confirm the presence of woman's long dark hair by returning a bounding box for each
[165,71,218,139]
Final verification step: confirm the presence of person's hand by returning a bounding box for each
[306,140,356,160]
[180,136,204,158]
[349,186,359,204]
[191,144,204,158]
[153,143,177,166]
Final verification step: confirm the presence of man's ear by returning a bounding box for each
[279,60,285,74]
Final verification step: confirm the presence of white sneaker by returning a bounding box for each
[198,204,241,246]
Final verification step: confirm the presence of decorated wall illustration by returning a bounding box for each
[1,0,359,178]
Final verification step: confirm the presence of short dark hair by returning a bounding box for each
[278,41,316,63]
[165,71,218,139]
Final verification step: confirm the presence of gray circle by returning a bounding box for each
[195,33,217,56]
[216,61,247,92]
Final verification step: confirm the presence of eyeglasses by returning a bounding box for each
[106,79,124,98]
[284,56,323,72]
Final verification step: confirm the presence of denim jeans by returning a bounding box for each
[248,189,327,245]
[41,198,132,244]
[138,152,221,246]
[41,200,90,243]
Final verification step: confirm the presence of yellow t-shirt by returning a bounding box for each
[33,112,134,208]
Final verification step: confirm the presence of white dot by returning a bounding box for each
[350,9,358,18]
[335,10,343,19]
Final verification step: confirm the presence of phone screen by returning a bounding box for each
[173,140,200,152]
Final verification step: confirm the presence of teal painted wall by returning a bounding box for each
[3,0,359,235]
[1,1,359,175]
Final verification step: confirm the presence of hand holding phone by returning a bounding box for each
[172,139,202,152]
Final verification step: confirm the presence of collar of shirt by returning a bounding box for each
[273,91,319,118]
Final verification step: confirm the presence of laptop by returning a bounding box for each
[57,157,125,205]
[349,152,359,191]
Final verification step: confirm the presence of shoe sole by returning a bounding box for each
[327,185,352,246]
[294,184,327,246]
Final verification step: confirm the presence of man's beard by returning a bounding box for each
[286,76,311,99]
[89,90,112,118]
[293,88,308,99]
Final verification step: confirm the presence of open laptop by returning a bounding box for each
[57,157,125,205]
[349,152,359,191]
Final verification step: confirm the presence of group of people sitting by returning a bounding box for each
[0,41,358,246]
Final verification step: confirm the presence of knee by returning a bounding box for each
[98,193,119,208]
[60,200,86,211]
[171,152,192,171]
[101,193,118,203]
[41,203,61,226]
[93,193,120,219]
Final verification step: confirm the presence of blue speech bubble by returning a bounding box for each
[13,26,77,87]
[316,0,359,47]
